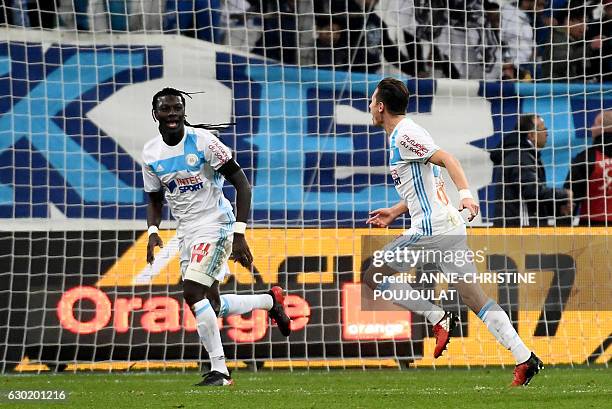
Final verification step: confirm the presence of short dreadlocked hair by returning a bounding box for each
[151,87,233,131]
[151,87,188,112]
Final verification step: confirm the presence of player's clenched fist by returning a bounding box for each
[459,198,479,222]
[147,232,164,264]
[230,233,253,268]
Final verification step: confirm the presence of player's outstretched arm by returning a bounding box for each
[219,159,254,268]
[429,149,479,221]
[367,201,409,227]
[146,190,164,264]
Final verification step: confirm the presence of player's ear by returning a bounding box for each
[152,110,158,122]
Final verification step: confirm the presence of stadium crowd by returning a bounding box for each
[1,1,610,227]
[0,0,609,82]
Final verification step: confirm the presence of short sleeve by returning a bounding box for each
[197,130,233,170]
[142,161,162,192]
[395,131,439,163]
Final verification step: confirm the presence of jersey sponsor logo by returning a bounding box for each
[156,164,164,172]
[166,180,177,193]
[175,175,204,193]
[191,243,211,263]
[208,139,230,164]
[399,134,428,157]
[185,154,199,167]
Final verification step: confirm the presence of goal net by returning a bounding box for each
[0,0,610,372]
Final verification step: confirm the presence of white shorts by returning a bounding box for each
[179,236,232,287]
[382,223,477,278]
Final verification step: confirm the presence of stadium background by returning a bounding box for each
[0,1,611,373]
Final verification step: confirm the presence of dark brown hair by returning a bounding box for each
[376,78,409,115]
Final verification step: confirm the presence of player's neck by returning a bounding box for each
[160,125,185,146]
[384,115,405,136]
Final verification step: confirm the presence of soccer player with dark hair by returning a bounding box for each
[363,78,543,386]
[142,88,291,386]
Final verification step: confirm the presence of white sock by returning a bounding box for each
[384,282,445,325]
[219,294,273,317]
[193,299,228,376]
[478,299,531,364]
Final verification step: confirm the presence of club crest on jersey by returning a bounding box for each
[185,153,199,167]
[191,243,211,263]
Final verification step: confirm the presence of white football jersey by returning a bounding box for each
[142,126,235,245]
[388,118,463,236]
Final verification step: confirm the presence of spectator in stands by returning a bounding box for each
[490,114,572,227]
[219,0,258,49]
[376,0,428,76]
[585,0,611,82]
[541,5,595,81]
[430,0,491,79]
[330,0,418,76]
[6,0,58,28]
[484,0,516,80]
[59,0,163,32]
[0,1,12,25]
[165,0,223,42]
[315,16,349,70]
[564,110,612,226]
[500,0,545,80]
[251,0,298,64]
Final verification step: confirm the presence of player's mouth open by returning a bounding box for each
[166,121,179,128]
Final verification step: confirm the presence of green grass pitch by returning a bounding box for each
[1,367,610,409]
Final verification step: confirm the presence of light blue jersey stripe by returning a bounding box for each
[389,129,402,166]
[206,241,222,277]
[410,162,429,234]
[413,164,433,235]
[432,165,441,177]
[147,131,205,176]
[411,163,432,235]
[205,227,227,277]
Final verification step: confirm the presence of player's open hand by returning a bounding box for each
[147,233,164,264]
[459,198,479,222]
[231,233,253,268]
[367,208,397,228]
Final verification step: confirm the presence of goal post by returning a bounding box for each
[0,1,611,372]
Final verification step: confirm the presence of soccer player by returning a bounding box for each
[142,88,291,386]
[363,78,542,386]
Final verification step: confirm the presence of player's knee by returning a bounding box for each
[183,279,208,308]
[207,296,221,316]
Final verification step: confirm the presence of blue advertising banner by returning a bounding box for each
[1,36,611,226]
